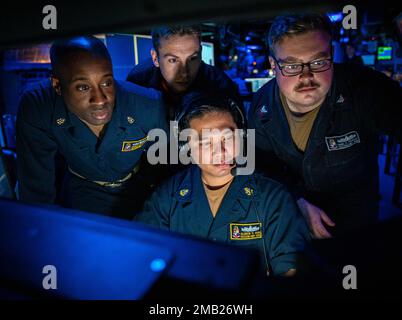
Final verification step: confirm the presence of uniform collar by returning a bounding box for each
[173,165,260,203]
[257,64,348,116]
[52,91,72,128]
[115,81,138,129]
[329,63,350,110]
[173,166,262,234]
[52,80,136,130]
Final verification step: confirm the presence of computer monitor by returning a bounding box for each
[377,46,392,60]
[244,78,272,93]
[0,199,259,299]
[201,41,215,66]
[361,54,376,66]
[0,149,14,199]
[133,34,153,65]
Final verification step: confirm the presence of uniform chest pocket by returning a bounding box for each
[324,144,363,167]
[228,222,263,243]
[120,136,149,153]
[324,131,363,167]
[323,133,367,186]
[114,132,149,172]
[119,125,149,150]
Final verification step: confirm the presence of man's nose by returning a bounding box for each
[178,61,190,77]
[90,87,108,105]
[299,64,314,80]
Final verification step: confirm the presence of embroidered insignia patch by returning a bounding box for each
[230,222,262,240]
[56,118,65,125]
[243,187,254,196]
[121,136,148,152]
[325,131,360,151]
[336,94,345,104]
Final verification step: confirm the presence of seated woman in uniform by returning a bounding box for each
[134,92,310,277]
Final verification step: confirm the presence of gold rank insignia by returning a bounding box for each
[56,118,65,125]
[244,187,254,196]
[121,136,148,152]
[127,116,135,124]
[179,189,189,197]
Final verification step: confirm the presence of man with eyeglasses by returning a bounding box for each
[248,13,402,238]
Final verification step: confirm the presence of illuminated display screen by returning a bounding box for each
[377,46,392,60]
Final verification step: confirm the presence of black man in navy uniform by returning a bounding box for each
[16,36,167,219]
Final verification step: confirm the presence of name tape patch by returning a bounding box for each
[230,222,262,240]
[325,131,360,151]
[121,136,148,152]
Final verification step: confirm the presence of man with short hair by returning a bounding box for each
[248,13,402,237]
[17,36,167,219]
[126,25,242,120]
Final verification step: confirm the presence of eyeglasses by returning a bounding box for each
[272,56,333,77]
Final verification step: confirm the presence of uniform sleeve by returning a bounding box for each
[137,90,171,187]
[263,183,311,276]
[126,68,140,84]
[16,92,58,204]
[202,63,245,119]
[144,89,169,135]
[356,66,402,141]
[219,71,245,115]
[126,60,155,87]
[156,97,169,134]
[133,182,171,230]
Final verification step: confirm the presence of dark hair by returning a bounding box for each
[50,35,111,76]
[151,25,201,53]
[178,91,244,131]
[267,13,332,55]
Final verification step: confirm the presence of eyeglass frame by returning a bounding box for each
[271,54,334,77]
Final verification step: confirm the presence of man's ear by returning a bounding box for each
[268,56,276,74]
[151,49,160,68]
[51,76,62,96]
